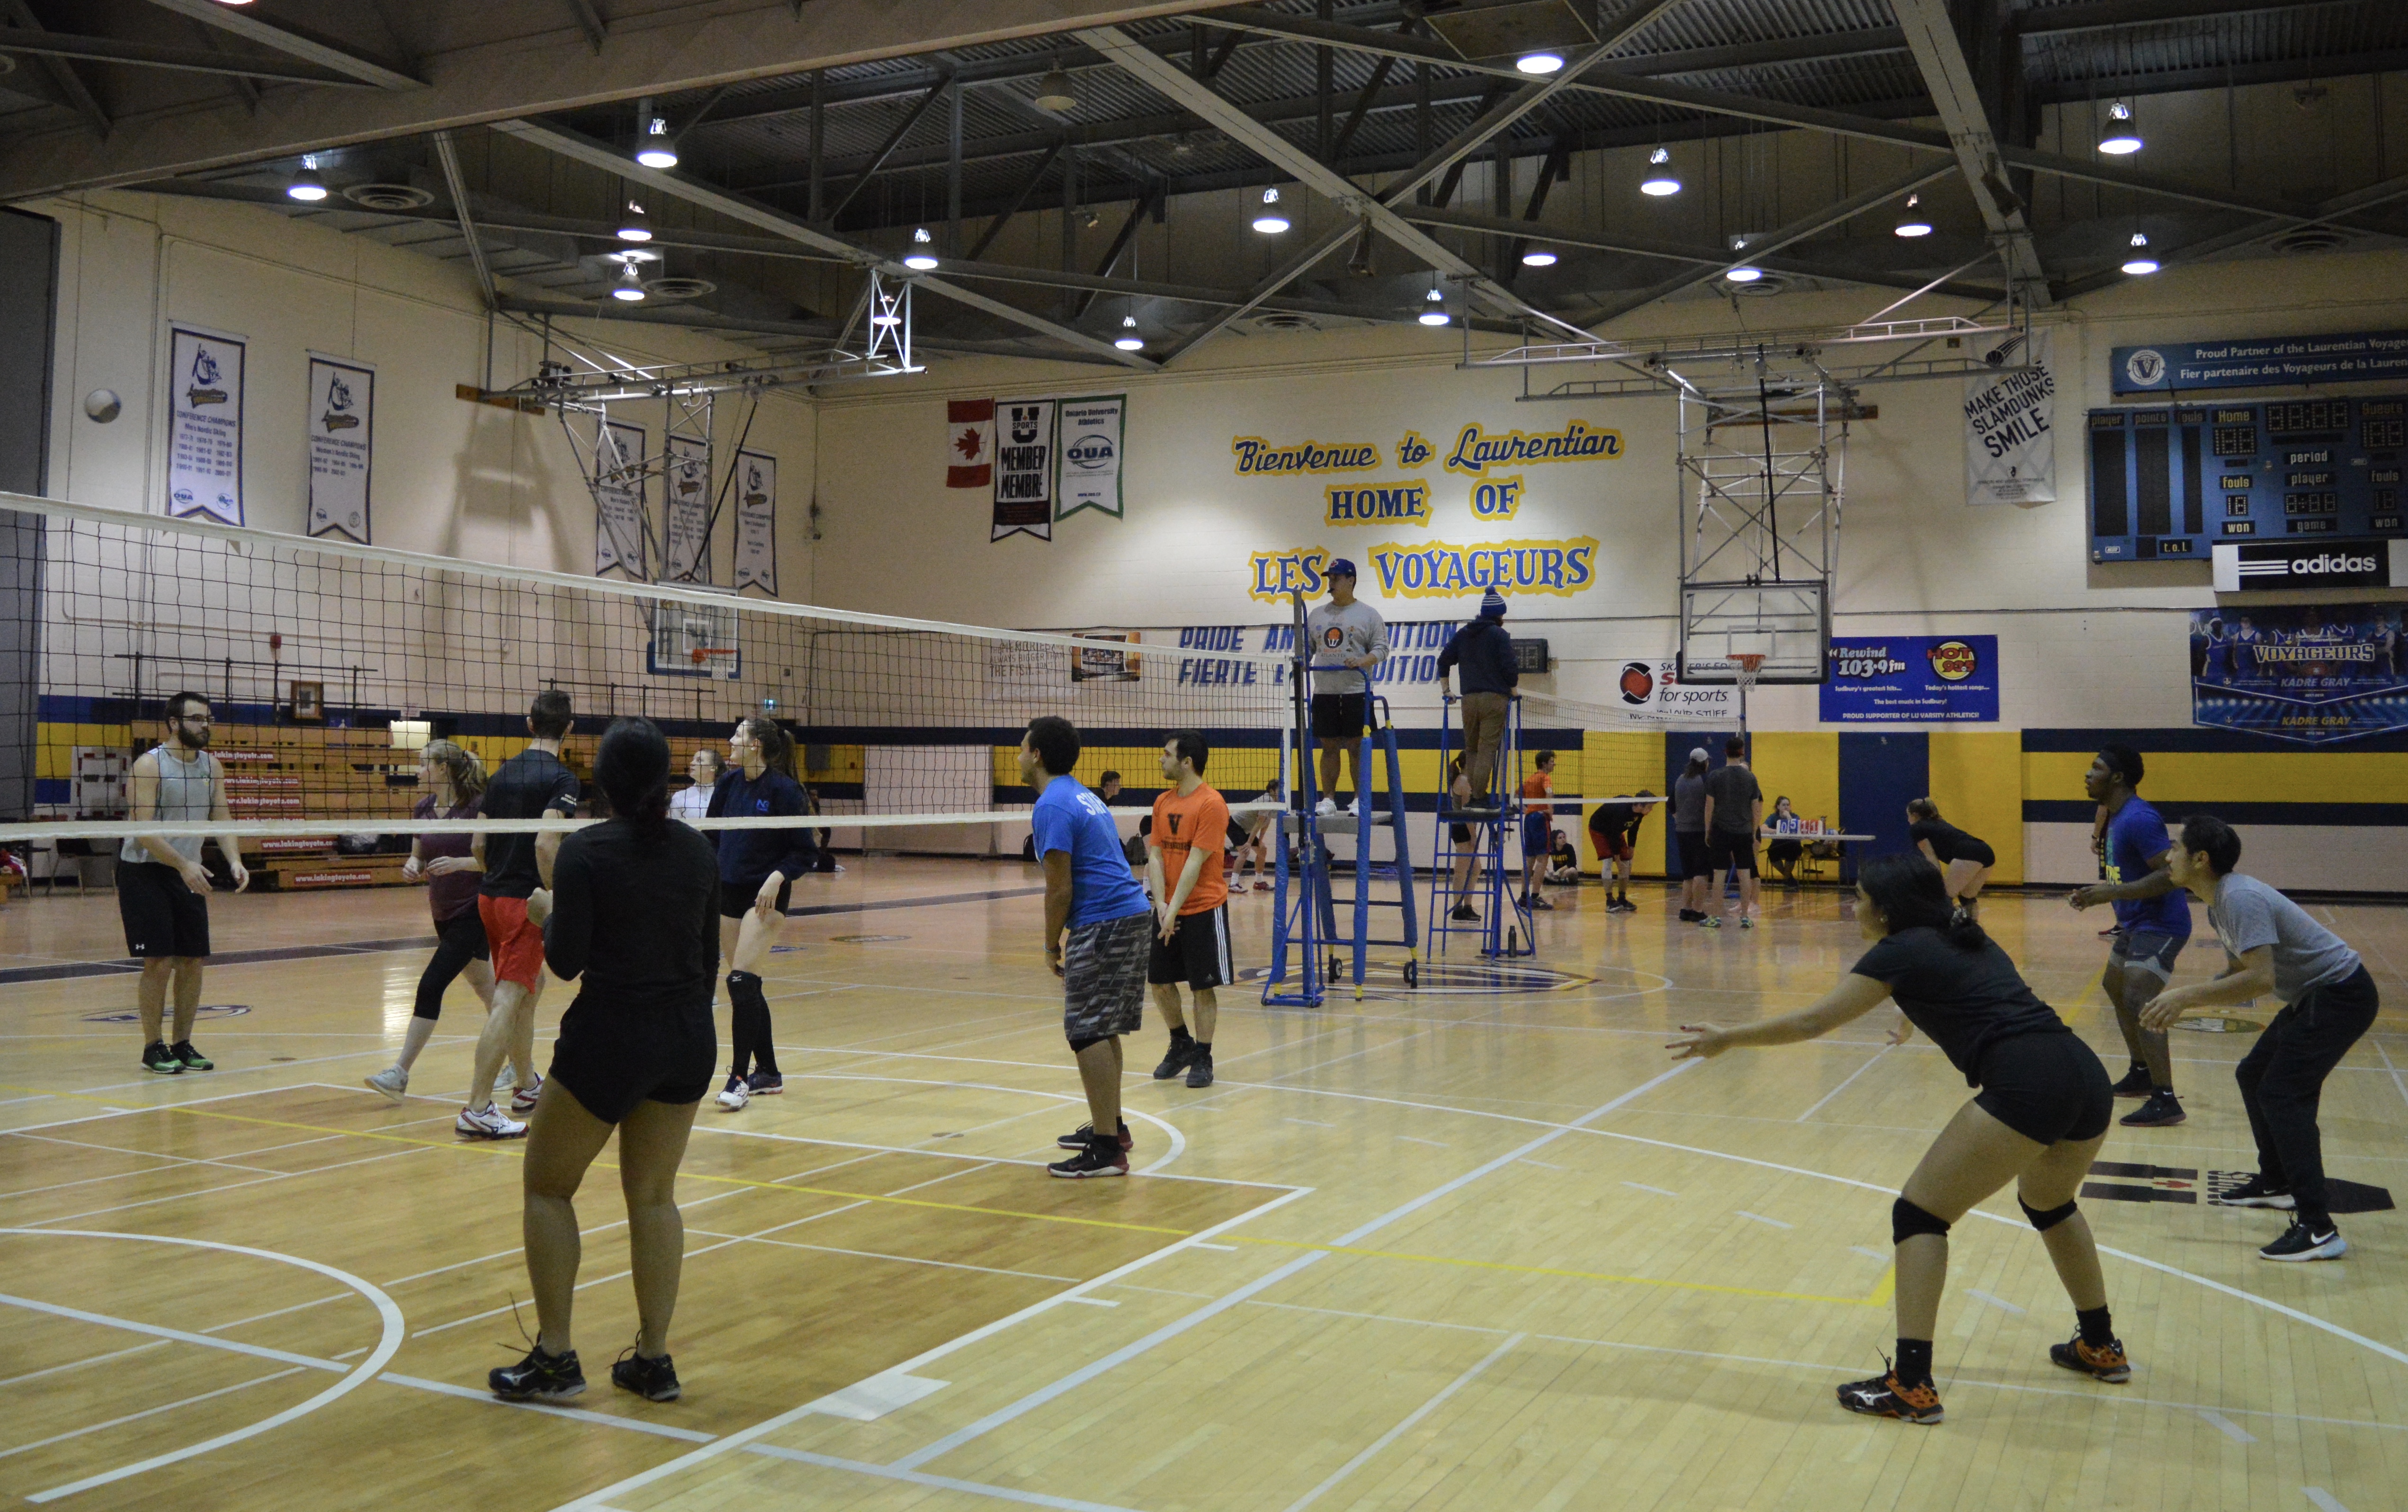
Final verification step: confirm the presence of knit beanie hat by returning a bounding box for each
[1480,588,1507,618]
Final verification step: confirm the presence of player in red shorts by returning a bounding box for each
[462,690,581,1139]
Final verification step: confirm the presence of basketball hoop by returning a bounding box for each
[1731,653,1765,733]
[689,646,738,666]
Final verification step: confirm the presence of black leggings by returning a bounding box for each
[2237,965,2380,1223]
[413,913,490,1021]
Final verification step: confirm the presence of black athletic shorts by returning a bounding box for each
[548,996,716,1125]
[1311,692,1367,740]
[1149,903,1232,991]
[719,877,792,920]
[1707,832,1757,875]
[1675,831,1712,878]
[1973,1031,2114,1145]
[118,859,210,959]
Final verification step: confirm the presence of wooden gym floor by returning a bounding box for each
[1,859,2402,1512]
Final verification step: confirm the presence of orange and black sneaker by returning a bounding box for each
[1836,1369,1943,1425]
[2049,1335,2132,1383]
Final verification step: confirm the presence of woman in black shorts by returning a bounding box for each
[1907,797,1996,916]
[1669,853,2128,1426]
[705,716,815,1109]
[490,717,719,1406]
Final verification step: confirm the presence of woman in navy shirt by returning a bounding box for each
[704,716,815,1109]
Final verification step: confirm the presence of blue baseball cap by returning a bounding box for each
[1326,558,1357,579]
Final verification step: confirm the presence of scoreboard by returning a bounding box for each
[2087,394,2408,561]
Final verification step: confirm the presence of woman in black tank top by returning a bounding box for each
[1668,854,2127,1429]
[1907,797,1996,916]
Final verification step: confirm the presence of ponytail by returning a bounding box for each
[1858,852,1988,952]
[740,716,797,781]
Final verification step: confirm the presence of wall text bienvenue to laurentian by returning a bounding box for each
[1173,621,1470,686]
[1442,420,1621,475]
[1231,437,1383,475]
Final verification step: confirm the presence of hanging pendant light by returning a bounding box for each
[611,260,647,302]
[1115,315,1145,352]
[1033,59,1078,112]
[1515,49,1565,75]
[1417,285,1449,326]
[1893,192,1933,238]
[1639,146,1681,197]
[2120,231,2159,276]
[1520,247,1558,267]
[616,200,652,242]
[286,154,329,202]
[903,226,940,270]
[636,116,679,170]
[2098,100,2142,156]
[1252,187,1290,234]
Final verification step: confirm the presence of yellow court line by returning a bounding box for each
[2,1087,1900,1307]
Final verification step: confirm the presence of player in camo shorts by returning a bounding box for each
[1021,716,1155,1178]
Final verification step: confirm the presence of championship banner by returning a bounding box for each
[1055,394,1125,520]
[1964,331,2055,505]
[1820,636,1999,723]
[167,324,245,524]
[593,421,649,578]
[948,398,994,489]
[2192,602,2408,745]
[305,352,373,543]
[734,450,777,594]
[992,397,1055,541]
[663,434,712,583]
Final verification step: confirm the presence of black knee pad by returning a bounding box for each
[726,970,765,1006]
[1892,1197,1952,1245]
[1067,1034,1107,1055]
[2019,1196,2079,1232]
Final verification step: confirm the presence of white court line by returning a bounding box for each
[0,1292,349,1374]
[1850,1245,1889,1261]
[1395,1135,1450,1147]
[0,1368,308,1463]
[885,1060,1700,1476]
[2304,1491,2352,1512]
[16,1145,427,1229]
[2374,1039,2408,1108]
[0,1080,325,1137]
[1062,1297,1119,1308]
[1,1228,404,1504]
[743,1444,1149,1512]
[1735,1211,1792,1230]
[541,1182,1317,1512]
[1280,1334,1524,1512]
[2198,1409,2256,1443]
[1965,1289,2026,1316]
[67,1043,409,1095]
[685,1232,1077,1285]
[1793,1046,1890,1123]
[378,1375,718,1443]
[1519,1159,1565,1171]
[1284,1118,1336,1128]
[1625,1182,1678,1197]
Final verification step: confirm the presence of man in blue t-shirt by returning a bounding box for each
[2068,743,2193,1128]
[1023,716,1155,1178]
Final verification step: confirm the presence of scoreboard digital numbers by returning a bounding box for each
[2089,394,2408,560]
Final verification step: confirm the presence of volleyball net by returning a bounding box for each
[0,492,1295,886]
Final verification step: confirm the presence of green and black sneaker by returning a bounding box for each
[170,1041,214,1071]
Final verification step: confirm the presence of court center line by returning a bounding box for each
[541,1183,1317,1512]
[1280,1333,1524,1512]
[1793,1046,1891,1123]
[886,1060,1699,1475]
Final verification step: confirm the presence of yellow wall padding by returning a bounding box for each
[1576,731,1666,876]
[1749,731,1842,838]
[1928,730,2025,885]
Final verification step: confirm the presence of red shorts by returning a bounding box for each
[479,894,546,989]
[1590,828,1632,862]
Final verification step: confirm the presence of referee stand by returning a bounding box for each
[1427,693,1534,961]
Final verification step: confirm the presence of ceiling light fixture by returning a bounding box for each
[636,116,679,170]
[612,261,647,302]
[1252,187,1290,234]
[1639,146,1681,197]
[1521,247,1558,268]
[616,200,652,242]
[1115,315,1145,352]
[1033,61,1077,113]
[1418,286,1450,326]
[2121,231,2159,276]
[903,226,940,270]
[1516,50,1565,75]
[1724,265,1764,284]
[286,154,329,202]
[1893,192,1933,238]
[2098,100,2142,156]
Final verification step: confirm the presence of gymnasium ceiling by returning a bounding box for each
[5,0,2408,374]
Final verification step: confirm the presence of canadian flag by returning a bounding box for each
[947,398,994,489]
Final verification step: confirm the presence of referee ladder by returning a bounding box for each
[1426,693,1534,960]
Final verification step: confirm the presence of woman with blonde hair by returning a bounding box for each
[1907,797,1996,916]
[368,739,528,1101]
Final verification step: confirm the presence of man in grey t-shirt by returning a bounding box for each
[1700,736,1764,928]
[2145,814,2377,1262]
[1303,560,1388,811]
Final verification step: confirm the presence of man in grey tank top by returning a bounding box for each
[119,692,248,1075]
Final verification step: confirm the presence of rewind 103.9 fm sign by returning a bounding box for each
[1818,636,1999,723]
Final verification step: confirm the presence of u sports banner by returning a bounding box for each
[992,397,1055,542]
[592,421,649,578]
[166,324,245,524]
[1963,330,2055,505]
[305,352,373,543]
[1820,636,1999,723]
[663,434,712,583]
[2192,602,2408,744]
[1055,395,1125,519]
[734,450,776,594]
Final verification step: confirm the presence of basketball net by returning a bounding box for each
[1732,653,1765,734]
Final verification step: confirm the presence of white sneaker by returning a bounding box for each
[494,1066,518,1093]
[364,1065,409,1103]
[457,1103,528,1139]
[716,1075,751,1111]
[1315,797,1337,816]
[510,1075,544,1113]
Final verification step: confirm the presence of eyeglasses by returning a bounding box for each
[176,714,213,725]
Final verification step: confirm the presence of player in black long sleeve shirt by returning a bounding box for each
[704,716,812,1106]
[544,821,721,1008]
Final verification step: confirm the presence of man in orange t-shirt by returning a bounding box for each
[1146,731,1232,1090]
[1519,751,1558,912]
